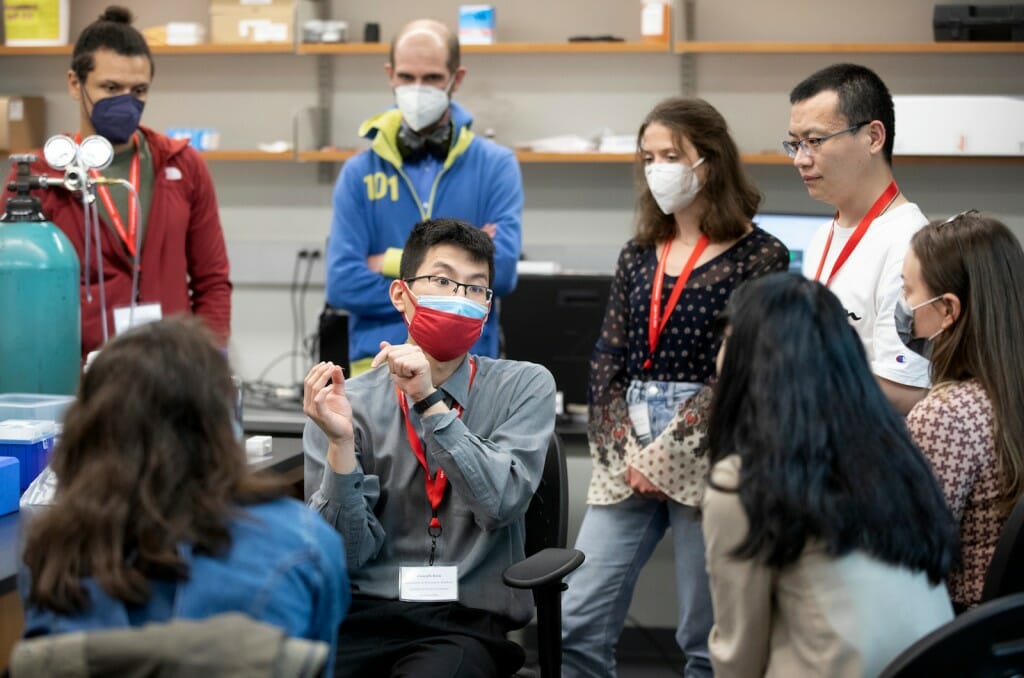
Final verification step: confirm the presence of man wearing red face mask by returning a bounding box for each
[303,218,556,678]
[1,6,231,359]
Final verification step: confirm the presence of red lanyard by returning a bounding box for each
[77,132,142,259]
[396,358,477,542]
[813,181,900,286]
[644,234,710,371]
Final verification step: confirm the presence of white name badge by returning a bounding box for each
[399,566,459,602]
[113,303,162,335]
[627,400,652,444]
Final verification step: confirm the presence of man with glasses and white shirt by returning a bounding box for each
[787,63,929,414]
[325,18,523,376]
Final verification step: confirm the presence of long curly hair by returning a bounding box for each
[23,318,287,613]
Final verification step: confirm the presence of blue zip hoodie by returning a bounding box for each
[326,102,523,363]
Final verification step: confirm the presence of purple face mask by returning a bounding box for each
[90,93,145,144]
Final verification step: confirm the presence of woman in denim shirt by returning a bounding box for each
[20,318,349,673]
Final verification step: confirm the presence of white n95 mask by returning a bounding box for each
[645,158,705,215]
[395,83,451,132]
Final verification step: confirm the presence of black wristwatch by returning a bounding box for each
[413,389,445,414]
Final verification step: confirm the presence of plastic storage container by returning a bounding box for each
[0,393,74,424]
[0,458,19,515]
[0,419,56,491]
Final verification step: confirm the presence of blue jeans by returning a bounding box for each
[562,381,711,678]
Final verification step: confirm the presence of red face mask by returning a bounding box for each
[402,282,487,362]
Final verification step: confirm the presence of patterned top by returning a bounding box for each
[586,228,790,505]
[907,379,1004,608]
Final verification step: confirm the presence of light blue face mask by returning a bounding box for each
[416,295,490,320]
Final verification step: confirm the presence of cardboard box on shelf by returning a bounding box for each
[210,0,294,45]
[0,96,46,154]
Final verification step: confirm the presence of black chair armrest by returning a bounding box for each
[503,547,584,589]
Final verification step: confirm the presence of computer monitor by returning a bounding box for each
[500,273,612,412]
[753,212,829,274]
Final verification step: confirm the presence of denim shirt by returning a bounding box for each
[20,498,350,675]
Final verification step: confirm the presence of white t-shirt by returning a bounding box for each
[802,202,930,388]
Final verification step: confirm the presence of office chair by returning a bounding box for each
[10,612,329,677]
[878,592,1024,677]
[981,490,1024,603]
[503,433,585,678]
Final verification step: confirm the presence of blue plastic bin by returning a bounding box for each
[0,458,19,515]
[0,420,56,491]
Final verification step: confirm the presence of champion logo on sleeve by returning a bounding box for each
[164,166,182,181]
[896,354,907,364]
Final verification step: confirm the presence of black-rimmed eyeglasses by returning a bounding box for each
[782,121,870,158]
[405,275,494,303]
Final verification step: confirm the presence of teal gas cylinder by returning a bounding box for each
[0,158,81,395]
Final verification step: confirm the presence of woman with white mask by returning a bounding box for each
[561,97,790,678]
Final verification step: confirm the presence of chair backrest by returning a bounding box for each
[981,489,1024,602]
[523,433,568,557]
[879,592,1024,677]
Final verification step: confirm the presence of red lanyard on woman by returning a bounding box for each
[813,181,899,286]
[76,131,141,259]
[644,234,710,371]
[396,358,476,564]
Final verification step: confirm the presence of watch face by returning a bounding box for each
[43,135,77,170]
[79,135,114,170]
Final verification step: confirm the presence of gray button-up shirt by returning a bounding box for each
[305,354,556,626]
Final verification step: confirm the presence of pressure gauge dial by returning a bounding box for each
[79,135,114,170]
[43,135,77,170]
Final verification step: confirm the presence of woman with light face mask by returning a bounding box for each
[903,211,1024,613]
[561,98,791,678]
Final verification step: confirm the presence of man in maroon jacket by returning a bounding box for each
[2,6,231,358]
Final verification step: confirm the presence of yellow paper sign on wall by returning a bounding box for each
[3,0,69,46]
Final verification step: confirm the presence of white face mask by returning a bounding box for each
[645,158,705,215]
[394,82,451,132]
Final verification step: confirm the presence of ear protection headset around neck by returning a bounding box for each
[396,121,453,163]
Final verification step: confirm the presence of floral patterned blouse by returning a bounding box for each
[907,379,1007,608]
[586,228,790,505]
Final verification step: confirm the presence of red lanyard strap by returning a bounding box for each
[77,132,142,260]
[644,234,710,371]
[813,181,899,286]
[395,358,476,562]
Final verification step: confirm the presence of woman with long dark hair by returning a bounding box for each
[561,97,789,678]
[903,211,1024,611]
[20,318,349,669]
[704,272,956,677]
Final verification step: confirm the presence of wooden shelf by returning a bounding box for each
[200,150,295,162]
[742,153,794,165]
[462,41,670,54]
[515,151,635,163]
[297,43,389,55]
[293,150,1024,166]
[297,149,360,162]
[0,45,70,55]
[6,41,1018,57]
[894,154,1024,166]
[0,43,294,56]
[744,152,1024,166]
[674,41,1024,54]
[151,43,294,55]
[298,41,671,55]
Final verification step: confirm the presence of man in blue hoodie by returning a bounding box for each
[326,19,523,375]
